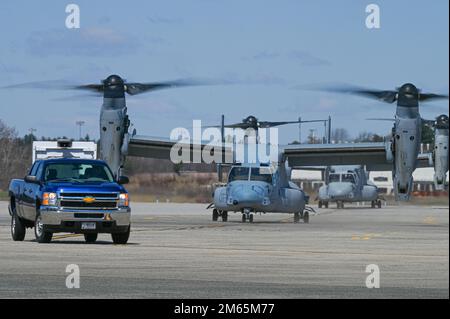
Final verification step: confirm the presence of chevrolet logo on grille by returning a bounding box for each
[83,196,96,204]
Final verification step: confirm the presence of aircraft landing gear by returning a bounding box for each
[318,201,329,209]
[222,211,228,222]
[212,209,219,221]
[242,209,253,223]
[337,201,344,209]
[213,209,228,221]
[294,211,309,224]
[371,200,382,209]
[303,211,309,224]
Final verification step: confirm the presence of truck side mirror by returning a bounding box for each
[25,175,38,183]
[118,176,129,185]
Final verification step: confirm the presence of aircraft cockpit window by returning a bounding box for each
[329,174,340,183]
[342,174,356,184]
[228,167,250,182]
[250,167,273,183]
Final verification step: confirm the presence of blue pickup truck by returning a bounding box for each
[8,158,131,244]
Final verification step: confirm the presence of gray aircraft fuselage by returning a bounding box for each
[317,165,379,207]
[392,105,422,200]
[98,76,130,177]
[213,162,306,217]
[433,116,449,190]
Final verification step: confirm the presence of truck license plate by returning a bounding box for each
[81,222,96,230]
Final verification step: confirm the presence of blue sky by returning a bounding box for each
[0,0,448,143]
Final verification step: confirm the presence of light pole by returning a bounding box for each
[76,121,85,140]
[298,117,332,144]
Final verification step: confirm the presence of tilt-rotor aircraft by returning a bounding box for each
[4,76,447,223]
[300,165,383,209]
[206,115,314,223]
[319,83,448,200]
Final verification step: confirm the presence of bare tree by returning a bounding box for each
[0,120,31,190]
[354,131,385,143]
[331,128,350,143]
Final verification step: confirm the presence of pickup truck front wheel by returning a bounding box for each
[34,214,52,244]
[11,213,26,241]
[111,226,130,245]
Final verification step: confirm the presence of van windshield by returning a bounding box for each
[44,163,114,183]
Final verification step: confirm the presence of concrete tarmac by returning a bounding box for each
[0,201,448,298]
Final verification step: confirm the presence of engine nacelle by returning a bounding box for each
[433,128,449,190]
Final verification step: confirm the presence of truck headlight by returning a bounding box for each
[119,193,129,207]
[262,197,270,206]
[43,192,57,206]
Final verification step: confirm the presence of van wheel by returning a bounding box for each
[84,233,98,243]
[35,214,52,243]
[112,226,130,244]
[11,213,26,241]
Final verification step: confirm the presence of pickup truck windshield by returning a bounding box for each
[44,163,114,183]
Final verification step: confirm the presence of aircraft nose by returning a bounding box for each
[328,182,354,200]
[230,185,264,206]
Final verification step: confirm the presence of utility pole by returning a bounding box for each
[298,116,302,144]
[218,114,225,182]
[76,121,85,140]
[328,116,332,143]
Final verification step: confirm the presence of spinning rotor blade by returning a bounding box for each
[320,85,398,103]
[258,120,302,128]
[125,78,211,96]
[419,93,449,102]
[3,75,230,97]
[2,80,93,92]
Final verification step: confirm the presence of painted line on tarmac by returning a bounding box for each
[52,234,84,240]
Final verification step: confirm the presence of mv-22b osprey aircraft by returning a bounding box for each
[314,165,383,209]
[318,83,448,200]
[5,76,448,223]
[305,112,449,209]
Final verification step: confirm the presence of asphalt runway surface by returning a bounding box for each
[0,201,448,298]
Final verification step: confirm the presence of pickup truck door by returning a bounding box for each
[22,162,42,221]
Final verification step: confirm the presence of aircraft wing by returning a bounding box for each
[283,143,390,168]
[127,135,232,162]
[283,143,434,171]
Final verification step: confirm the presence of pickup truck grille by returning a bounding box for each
[59,192,119,210]
[61,201,117,209]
